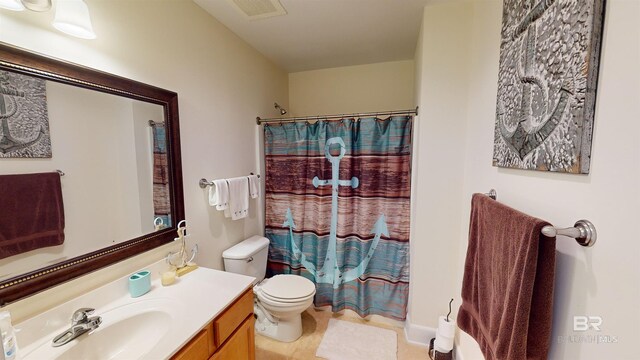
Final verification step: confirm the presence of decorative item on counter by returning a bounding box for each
[429,299,455,360]
[176,261,198,277]
[0,311,17,360]
[166,220,199,277]
[154,217,165,231]
[128,270,151,298]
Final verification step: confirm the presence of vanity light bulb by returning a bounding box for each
[52,0,96,39]
[0,0,25,11]
[22,0,53,12]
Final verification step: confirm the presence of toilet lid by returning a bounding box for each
[260,275,315,300]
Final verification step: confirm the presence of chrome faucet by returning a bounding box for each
[52,308,102,347]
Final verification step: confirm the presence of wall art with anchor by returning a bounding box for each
[493,0,605,174]
[0,70,52,158]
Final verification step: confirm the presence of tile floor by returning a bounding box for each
[255,307,428,359]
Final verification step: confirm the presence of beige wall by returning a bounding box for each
[288,60,414,116]
[414,1,640,359]
[408,2,473,344]
[0,0,287,321]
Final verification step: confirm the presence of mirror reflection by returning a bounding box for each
[0,69,171,281]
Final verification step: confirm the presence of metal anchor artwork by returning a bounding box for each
[284,137,388,289]
[0,81,44,154]
[498,0,573,160]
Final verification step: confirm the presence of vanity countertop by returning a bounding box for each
[15,263,255,360]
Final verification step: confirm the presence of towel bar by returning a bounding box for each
[485,189,497,200]
[56,170,64,176]
[541,220,597,247]
[199,173,260,189]
[485,189,596,247]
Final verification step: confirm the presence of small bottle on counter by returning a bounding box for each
[0,311,17,360]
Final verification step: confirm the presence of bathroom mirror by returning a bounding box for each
[0,43,184,305]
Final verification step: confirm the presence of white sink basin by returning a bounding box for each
[22,298,182,360]
[15,264,255,360]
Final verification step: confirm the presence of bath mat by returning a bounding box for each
[316,319,397,360]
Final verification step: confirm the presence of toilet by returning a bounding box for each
[222,235,316,342]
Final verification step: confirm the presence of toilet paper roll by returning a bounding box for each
[435,330,454,352]
[438,316,456,338]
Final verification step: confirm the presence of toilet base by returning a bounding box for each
[254,304,303,342]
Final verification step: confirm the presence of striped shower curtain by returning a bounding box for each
[264,116,412,320]
[152,123,171,227]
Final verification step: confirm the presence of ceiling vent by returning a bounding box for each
[227,0,287,20]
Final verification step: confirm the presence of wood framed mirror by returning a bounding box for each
[0,43,184,305]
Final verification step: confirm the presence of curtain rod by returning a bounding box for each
[256,106,419,125]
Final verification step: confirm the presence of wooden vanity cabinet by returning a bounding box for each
[171,288,255,360]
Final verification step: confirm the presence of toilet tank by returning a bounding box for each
[222,235,270,283]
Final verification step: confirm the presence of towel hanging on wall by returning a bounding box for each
[248,174,260,199]
[0,172,65,259]
[208,179,229,211]
[225,176,249,220]
[457,193,556,360]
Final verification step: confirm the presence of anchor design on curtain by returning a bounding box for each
[283,137,388,289]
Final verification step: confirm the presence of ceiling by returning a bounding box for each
[194,0,432,72]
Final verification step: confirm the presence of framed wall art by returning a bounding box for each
[0,70,52,158]
[493,0,606,174]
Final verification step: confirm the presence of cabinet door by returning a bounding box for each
[210,316,255,360]
[213,289,254,347]
[172,328,210,360]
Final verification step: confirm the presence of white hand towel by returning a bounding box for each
[208,179,229,211]
[248,174,260,199]
[226,177,249,220]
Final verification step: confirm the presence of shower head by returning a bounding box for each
[274,102,287,116]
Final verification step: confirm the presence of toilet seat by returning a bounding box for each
[257,275,315,303]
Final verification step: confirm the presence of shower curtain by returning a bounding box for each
[264,116,412,320]
[152,123,171,227]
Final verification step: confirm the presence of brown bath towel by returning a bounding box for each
[457,194,556,360]
[0,172,65,259]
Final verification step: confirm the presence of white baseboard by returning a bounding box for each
[403,313,436,347]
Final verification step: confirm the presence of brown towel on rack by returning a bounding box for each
[0,172,65,260]
[457,194,556,360]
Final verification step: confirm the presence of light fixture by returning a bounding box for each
[274,102,287,116]
[22,0,51,11]
[52,0,96,39]
[0,0,50,11]
[0,0,25,11]
[0,0,95,39]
